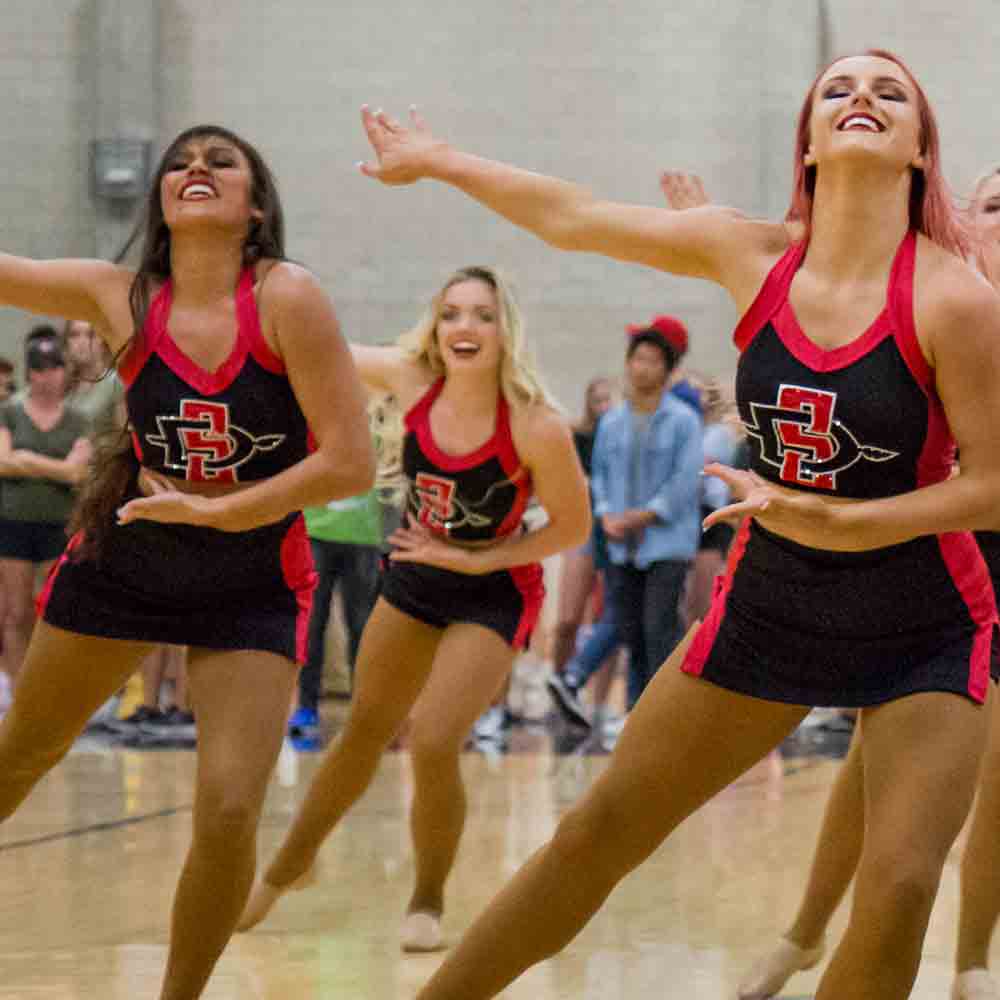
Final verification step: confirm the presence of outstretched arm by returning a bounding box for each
[0,255,131,341]
[358,107,784,296]
[349,342,431,401]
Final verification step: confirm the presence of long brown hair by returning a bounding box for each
[71,125,286,559]
[786,49,971,260]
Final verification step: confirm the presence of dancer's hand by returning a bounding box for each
[702,463,842,543]
[388,514,493,574]
[659,170,710,211]
[117,470,216,528]
[358,105,446,186]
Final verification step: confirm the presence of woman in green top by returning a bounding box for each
[0,331,91,685]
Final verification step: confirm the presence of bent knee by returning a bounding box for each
[408,718,465,763]
[860,850,944,915]
[194,789,262,845]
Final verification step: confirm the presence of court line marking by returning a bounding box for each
[0,804,192,852]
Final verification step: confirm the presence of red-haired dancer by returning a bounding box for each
[359,50,1000,1000]
[724,164,1000,1000]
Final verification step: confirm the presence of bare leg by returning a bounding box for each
[238,599,444,929]
[139,644,170,709]
[551,547,596,672]
[683,549,726,628]
[0,558,38,685]
[955,688,1000,976]
[738,724,865,997]
[0,622,151,820]
[167,645,191,711]
[816,691,988,1000]
[415,628,809,999]
[406,624,516,925]
[157,647,297,1000]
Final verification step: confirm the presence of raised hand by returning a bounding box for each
[659,170,710,211]
[358,105,444,186]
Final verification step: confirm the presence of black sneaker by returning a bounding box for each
[104,704,164,735]
[546,674,592,729]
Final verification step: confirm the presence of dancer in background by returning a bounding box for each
[238,265,590,953]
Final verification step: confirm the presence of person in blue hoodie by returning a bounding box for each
[589,317,703,708]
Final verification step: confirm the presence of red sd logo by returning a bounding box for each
[746,385,898,490]
[147,399,284,482]
[412,472,457,532]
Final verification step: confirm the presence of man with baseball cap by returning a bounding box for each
[553,315,703,715]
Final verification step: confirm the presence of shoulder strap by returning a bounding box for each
[886,231,930,390]
[403,377,445,432]
[238,266,285,374]
[118,279,171,387]
[733,240,806,351]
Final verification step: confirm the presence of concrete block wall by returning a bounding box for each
[1,3,997,406]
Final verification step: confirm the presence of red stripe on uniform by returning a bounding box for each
[35,531,83,618]
[280,515,318,664]
[732,241,805,352]
[681,518,752,677]
[509,562,544,650]
[937,533,997,703]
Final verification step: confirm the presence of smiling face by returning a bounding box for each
[434,279,503,375]
[805,55,924,175]
[159,134,261,237]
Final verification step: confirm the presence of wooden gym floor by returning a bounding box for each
[0,716,986,999]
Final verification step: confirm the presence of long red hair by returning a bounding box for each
[786,49,971,260]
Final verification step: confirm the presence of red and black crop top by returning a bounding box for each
[734,230,954,499]
[119,268,312,483]
[403,379,533,543]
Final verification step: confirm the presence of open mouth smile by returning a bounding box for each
[837,114,885,133]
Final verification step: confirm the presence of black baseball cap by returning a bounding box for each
[25,336,65,371]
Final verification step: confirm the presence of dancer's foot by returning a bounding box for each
[235,865,317,932]
[736,935,826,998]
[953,969,1000,1000]
[401,910,445,953]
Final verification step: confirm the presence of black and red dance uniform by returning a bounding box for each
[380,378,543,647]
[682,231,998,706]
[39,268,316,663]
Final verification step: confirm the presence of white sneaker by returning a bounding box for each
[737,936,825,998]
[953,969,1000,1000]
[401,911,444,953]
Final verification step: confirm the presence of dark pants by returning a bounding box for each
[298,539,379,711]
[606,559,689,710]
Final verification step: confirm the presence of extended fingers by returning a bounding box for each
[659,170,710,210]
[702,497,767,530]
